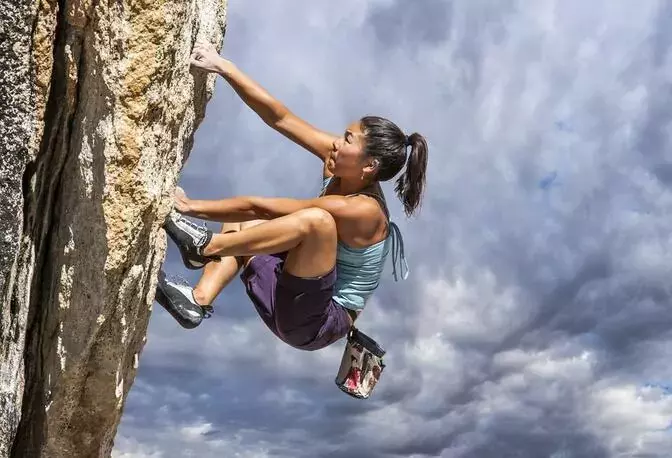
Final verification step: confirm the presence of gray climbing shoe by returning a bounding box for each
[155,270,213,329]
[163,210,220,270]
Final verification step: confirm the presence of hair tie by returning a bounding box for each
[405,136,412,148]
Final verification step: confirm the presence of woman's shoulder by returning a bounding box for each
[336,194,389,248]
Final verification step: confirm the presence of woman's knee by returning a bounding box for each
[295,208,336,236]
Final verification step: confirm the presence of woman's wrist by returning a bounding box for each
[216,59,236,78]
[184,198,203,217]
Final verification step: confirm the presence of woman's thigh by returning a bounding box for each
[283,208,337,279]
[235,211,337,277]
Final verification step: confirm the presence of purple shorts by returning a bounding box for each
[240,252,351,351]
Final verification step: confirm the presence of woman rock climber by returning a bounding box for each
[155,42,428,351]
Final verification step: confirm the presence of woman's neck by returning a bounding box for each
[335,176,376,196]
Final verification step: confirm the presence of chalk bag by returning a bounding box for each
[334,328,386,399]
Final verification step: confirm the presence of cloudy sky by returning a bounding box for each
[113,1,672,457]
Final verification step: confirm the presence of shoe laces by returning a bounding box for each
[173,212,209,247]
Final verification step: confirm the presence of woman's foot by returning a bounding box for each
[155,270,214,329]
[163,210,220,269]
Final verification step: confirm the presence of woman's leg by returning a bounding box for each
[233,209,345,349]
[202,208,337,278]
[192,220,265,305]
[191,222,242,305]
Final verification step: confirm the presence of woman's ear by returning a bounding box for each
[364,158,379,174]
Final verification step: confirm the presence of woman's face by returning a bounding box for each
[327,120,368,179]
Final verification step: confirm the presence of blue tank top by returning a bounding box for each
[321,177,409,311]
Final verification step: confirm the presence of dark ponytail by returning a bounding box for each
[360,116,428,217]
[395,133,428,217]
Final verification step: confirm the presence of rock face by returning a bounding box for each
[0,0,227,456]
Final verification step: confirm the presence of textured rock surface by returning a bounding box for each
[0,0,227,456]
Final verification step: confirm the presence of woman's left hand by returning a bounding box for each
[174,186,192,214]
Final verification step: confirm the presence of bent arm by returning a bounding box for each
[216,62,336,161]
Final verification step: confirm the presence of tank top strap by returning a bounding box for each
[355,190,390,221]
[320,176,333,196]
[319,175,409,281]
[388,220,410,281]
[345,186,409,282]
[322,176,389,218]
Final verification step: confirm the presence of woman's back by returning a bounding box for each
[333,237,391,311]
[320,176,405,311]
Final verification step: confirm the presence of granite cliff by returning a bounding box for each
[0,0,227,455]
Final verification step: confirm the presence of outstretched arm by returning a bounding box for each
[191,42,337,162]
[176,189,369,224]
[183,195,354,222]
